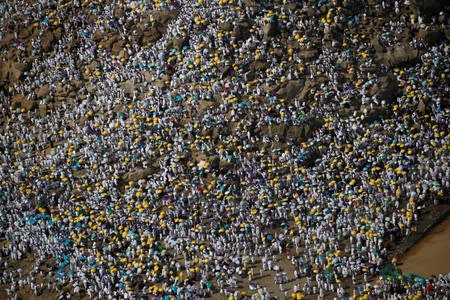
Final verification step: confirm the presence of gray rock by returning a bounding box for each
[114,8,125,18]
[371,37,384,53]
[122,167,155,183]
[208,155,220,170]
[150,10,178,25]
[298,78,321,100]
[416,100,426,113]
[169,36,188,50]
[382,45,420,66]
[0,62,9,82]
[248,61,269,72]
[219,22,233,31]
[11,94,37,111]
[370,73,399,103]
[41,31,55,52]
[299,49,319,60]
[142,26,162,44]
[285,118,323,141]
[417,29,445,45]
[263,22,278,40]
[361,105,390,122]
[410,0,445,13]
[92,30,105,42]
[276,80,305,100]
[7,61,30,81]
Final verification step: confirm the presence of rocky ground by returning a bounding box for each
[0,0,449,299]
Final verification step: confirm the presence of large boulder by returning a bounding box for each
[269,124,285,138]
[299,49,319,60]
[208,155,220,170]
[219,22,233,31]
[248,61,269,72]
[416,100,426,114]
[379,45,419,66]
[286,124,312,141]
[301,6,318,17]
[8,62,30,81]
[0,32,15,49]
[41,31,55,52]
[11,94,37,111]
[369,73,399,103]
[139,10,178,46]
[0,62,8,82]
[36,84,50,98]
[18,27,32,40]
[417,29,445,45]
[10,94,27,109]
[92,30,105,42]
[12,62,29,75]
[302,147,322,168]
[298,78,323,100]
[150,10,178,25]
[114,8,125,18]
[119,80,136,94]
[285,118,323,141]
[142,25,162,44]
[360,105,390,122]
[263,21,278,40]
[231,21,251,40]
[371,37,384,53]
[276,80,305,100]
[168,35,189,50]
[111,40,127,55]
[219,65,232,79]
[39,104,48,117]
[141,71,153,82]
[410,0,445,13]
[103,33,120,51]
[53,26,64,40]
[85,83,97,94]
[284,3,298,10]
[55,83,69,97]
[122,167,154,183]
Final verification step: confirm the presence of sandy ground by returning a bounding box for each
[400,216,450,277]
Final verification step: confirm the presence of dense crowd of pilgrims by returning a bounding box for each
[0,0,449,299]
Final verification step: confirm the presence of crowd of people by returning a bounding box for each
[0,0,449,299]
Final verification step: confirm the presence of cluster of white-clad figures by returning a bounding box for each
[0,0,449,299]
